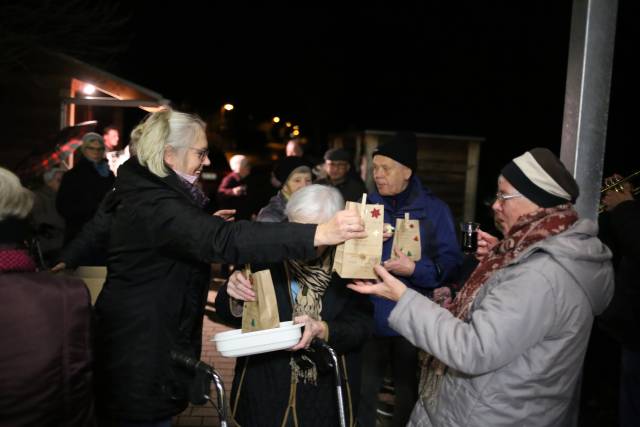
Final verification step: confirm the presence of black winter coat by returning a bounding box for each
[60,189,118,267]
[315,175,367,203]
[56,155,115,244]
[599,200,640,350]
[215,262,374,427]
[94,160,319,422]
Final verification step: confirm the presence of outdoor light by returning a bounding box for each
[292,129,300,136]
[223,103,234,111]
[272,116,281,123]
[293,125,299,130]
[83,84,96,95]
[285,122,292,127]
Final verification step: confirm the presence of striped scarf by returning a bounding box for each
[286,248,334,384]
[419,204,579,408]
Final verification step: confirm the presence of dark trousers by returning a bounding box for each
[620,348,640,427]
[357,335,418,427]
[98,418,172,427]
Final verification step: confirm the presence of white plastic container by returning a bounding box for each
[212,321,304,358]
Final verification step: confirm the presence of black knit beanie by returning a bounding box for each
[373,131,417,172]
[273,157,311,187]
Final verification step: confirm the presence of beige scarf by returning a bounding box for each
[285,248,334,384]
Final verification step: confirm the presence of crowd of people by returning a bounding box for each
[0,106,635,427]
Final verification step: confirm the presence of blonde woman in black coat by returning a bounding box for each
[93,109,366,427]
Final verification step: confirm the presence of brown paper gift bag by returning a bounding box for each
[332,195,384,279]
[390,212,422,261]
[241,266,280,333]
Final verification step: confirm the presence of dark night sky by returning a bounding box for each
[107,1,636,207]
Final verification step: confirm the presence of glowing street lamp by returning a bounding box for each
[272,116,281,123]
[83,84,96,95]
[220,103,235,136]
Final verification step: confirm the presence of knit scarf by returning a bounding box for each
[0,248,37,273]
[418,204,578,408]
[286,248,334,385]
[93,160,111,178]
[176,175,210,209]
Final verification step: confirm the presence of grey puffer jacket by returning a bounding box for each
[389,219,614,427]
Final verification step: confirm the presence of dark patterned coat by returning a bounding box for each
[215,262,374,427]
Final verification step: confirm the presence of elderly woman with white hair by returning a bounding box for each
[0,167,94,426]
[217,153,252,219]
[215,184,374,427]
[93,109,365,427]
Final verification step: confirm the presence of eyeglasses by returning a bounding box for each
[188,147,209,161]
[495,191,523,202]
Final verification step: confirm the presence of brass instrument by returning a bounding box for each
[598,170,640,213]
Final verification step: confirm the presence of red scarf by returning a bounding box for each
[0,248,37,273]
[419,204,579,405]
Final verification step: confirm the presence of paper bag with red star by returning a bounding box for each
[390,212,422,261]
[333,199,384,279]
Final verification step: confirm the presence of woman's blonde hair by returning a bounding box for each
[135,108,207,177]
[0,167,34,220]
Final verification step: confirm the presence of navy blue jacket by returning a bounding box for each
[368,175,462,336]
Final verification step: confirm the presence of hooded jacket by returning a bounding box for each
[389,219,613,427]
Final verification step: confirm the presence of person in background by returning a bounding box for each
[103,125,120,152]
[31,166,66,267]
[598,173,640,427]
[93,108,365,427]
[50,123,234,272]
[357,132,462,427]
[217,154,252,220]
[56,132,114,244]
[0,167,94,427]
[350,147,614,427]
[286,138,304,157]
[215,185,374,427]
[257,156,313,222]
[315,147,367,202]
[103,125,130,176]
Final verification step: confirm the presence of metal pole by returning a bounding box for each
[560,0,618,220]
